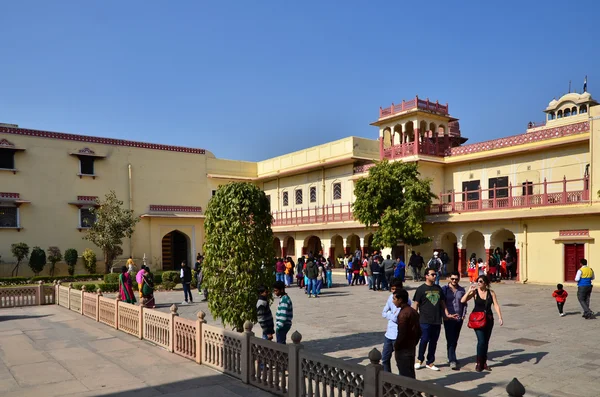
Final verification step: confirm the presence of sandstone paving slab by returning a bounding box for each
[10,360,74,386]
[3,379,89,397]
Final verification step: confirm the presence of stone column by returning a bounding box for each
[484,233,492,274]
[363,348,382,397]
[360,237,365,257]
[280,239,285,258]
[287,331,304,397]
[197,311,206,364]
[241,321,254,384]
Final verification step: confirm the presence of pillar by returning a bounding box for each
[343,238,348,255]
[360,237,365,257]
[280,239,285,258]
[414,128,420,155]
[484,234,492,274]
[456,240,466,276]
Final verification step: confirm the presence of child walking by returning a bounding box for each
[552,283,568,317]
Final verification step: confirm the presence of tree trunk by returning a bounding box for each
[104,251,111,274]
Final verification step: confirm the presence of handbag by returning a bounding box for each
[468,311,487,329]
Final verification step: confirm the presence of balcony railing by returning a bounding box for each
[381,137,450,160]
[272,203,354,226]
[429,176,590,214]
[379,96,449,119]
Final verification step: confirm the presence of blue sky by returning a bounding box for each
[1,1,598,161]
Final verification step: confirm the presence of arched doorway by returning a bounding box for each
[273,237,282,258]
[304,236,322,257]
[347,234,361,256]
[284,236,295,260]
[491,228,517,277]
[440,232,458,273]
[465,231,485,265]
[330,235,345,265]
[364,233,375,255]
[162,230,190,271]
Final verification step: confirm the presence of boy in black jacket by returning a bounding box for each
[256,285,274,340]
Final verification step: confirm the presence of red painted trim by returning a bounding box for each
[0,138,17,149]
[559,229,589,237]
[77,195,98,202]
[149,205,203,213]
[0,192,20,199]
[0,126,206,155]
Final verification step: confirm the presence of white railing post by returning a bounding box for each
[241,320,254,384]
[37,281,44,305]
[55,280,60,305]
[67,283,72,309]
[169,304,178,353]
[96,289,101,322]
[196,311,206,364]
[288,331,303,397]
[364,348,382,397]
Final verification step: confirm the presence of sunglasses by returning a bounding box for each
[477,280,485,284]
[450,278,459,281]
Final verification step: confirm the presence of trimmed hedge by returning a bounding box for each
[30,274,104,283]
[153,273,162,285]
[98,283,119,293]
[161,271,180,284]
[72,283,98,292]
[0,277,29,286]
[104,273,119,283]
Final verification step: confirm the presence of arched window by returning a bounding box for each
[572,106,578,115]
[557,110,563,119]
[581,104,588,114]
[548,112,555,120]
[564,108,571,117]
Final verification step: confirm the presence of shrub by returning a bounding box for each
[73,283,97,292]
[162,281,176,290]
[11,242,30,277]
[153,273,162,285]
[98,283,119,293]
[29,247,47,276]
[161,271,180,284]
[0,277,29,286]
[82,249,97,274]
[64,249,78,276]
[47,247,62,277]
[104,273,119,283]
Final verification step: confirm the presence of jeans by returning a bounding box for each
[395,349,416,379]
[382,337,395,372]
[326,271,332,288]
[315,279,323,295]
[434,271,441,285]
[381,273,389,290]
[276,272,285,283]
[347,272,352,285]
[474,317,494,358]
[442,262,448,277]
[372,273,381,290]
[411,266,419,281]
[557,302,565,314]
[183,282,193,302]
[276,327,290,344]
[307,278,317,295]
[285,274,293,286]
[577,285,593,316]
[385,271,394,288]
[351,273,361,285]
[417,323,441,365]
[367,275,373,289]
[443,319,463,363]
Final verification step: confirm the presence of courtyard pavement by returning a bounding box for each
[151,272,600,397]
[0,305,271,397]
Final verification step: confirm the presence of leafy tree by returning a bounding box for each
[11,242,30,276]
[353,161,436,248]
[82,249,97,274]
[83,191,139,273]
[203,182,275,331]
[47,247,62,277]
[64,249,78,276]
[29,247,47,276]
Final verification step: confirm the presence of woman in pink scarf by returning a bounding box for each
[119,266,136,304]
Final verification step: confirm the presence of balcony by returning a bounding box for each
[429,177,590,214]
[381,138,449,159]
[379,96,449,119]
[272,203,354,226]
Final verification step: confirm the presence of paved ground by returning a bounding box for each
[0,305,271,397]
[151,272,600,397]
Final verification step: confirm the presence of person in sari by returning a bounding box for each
[119,266,136,304]
[141,267,155,308]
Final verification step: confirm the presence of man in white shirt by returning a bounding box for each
[381,278,411,372]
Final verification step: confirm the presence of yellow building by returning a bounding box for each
[1,90,598,284]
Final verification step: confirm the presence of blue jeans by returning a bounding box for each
[315,279,323,295]
[276,327,290,344]
[435,271,441,285]
[276,273,285,283]
[382,337,395,372]
[418,323,441,365]
[442,263,448,277]
[307,278,317,295]
[326,271,332,288]
[474,318,494,358]
[367,275,373,289]
[182,282,193,302]
[285,274,293,286]
[443,319,463,363]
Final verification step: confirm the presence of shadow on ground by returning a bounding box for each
[0,314,52,322]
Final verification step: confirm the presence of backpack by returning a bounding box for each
[428,257,441,271]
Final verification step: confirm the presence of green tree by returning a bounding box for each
[29,246,47,276]
[82,249,97,274]
[11,243,30,276]
[353,161,436,248]
[64,248,78,276]
[47,247,62,277]
[83,191,139,273]
[203,182,275,331]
